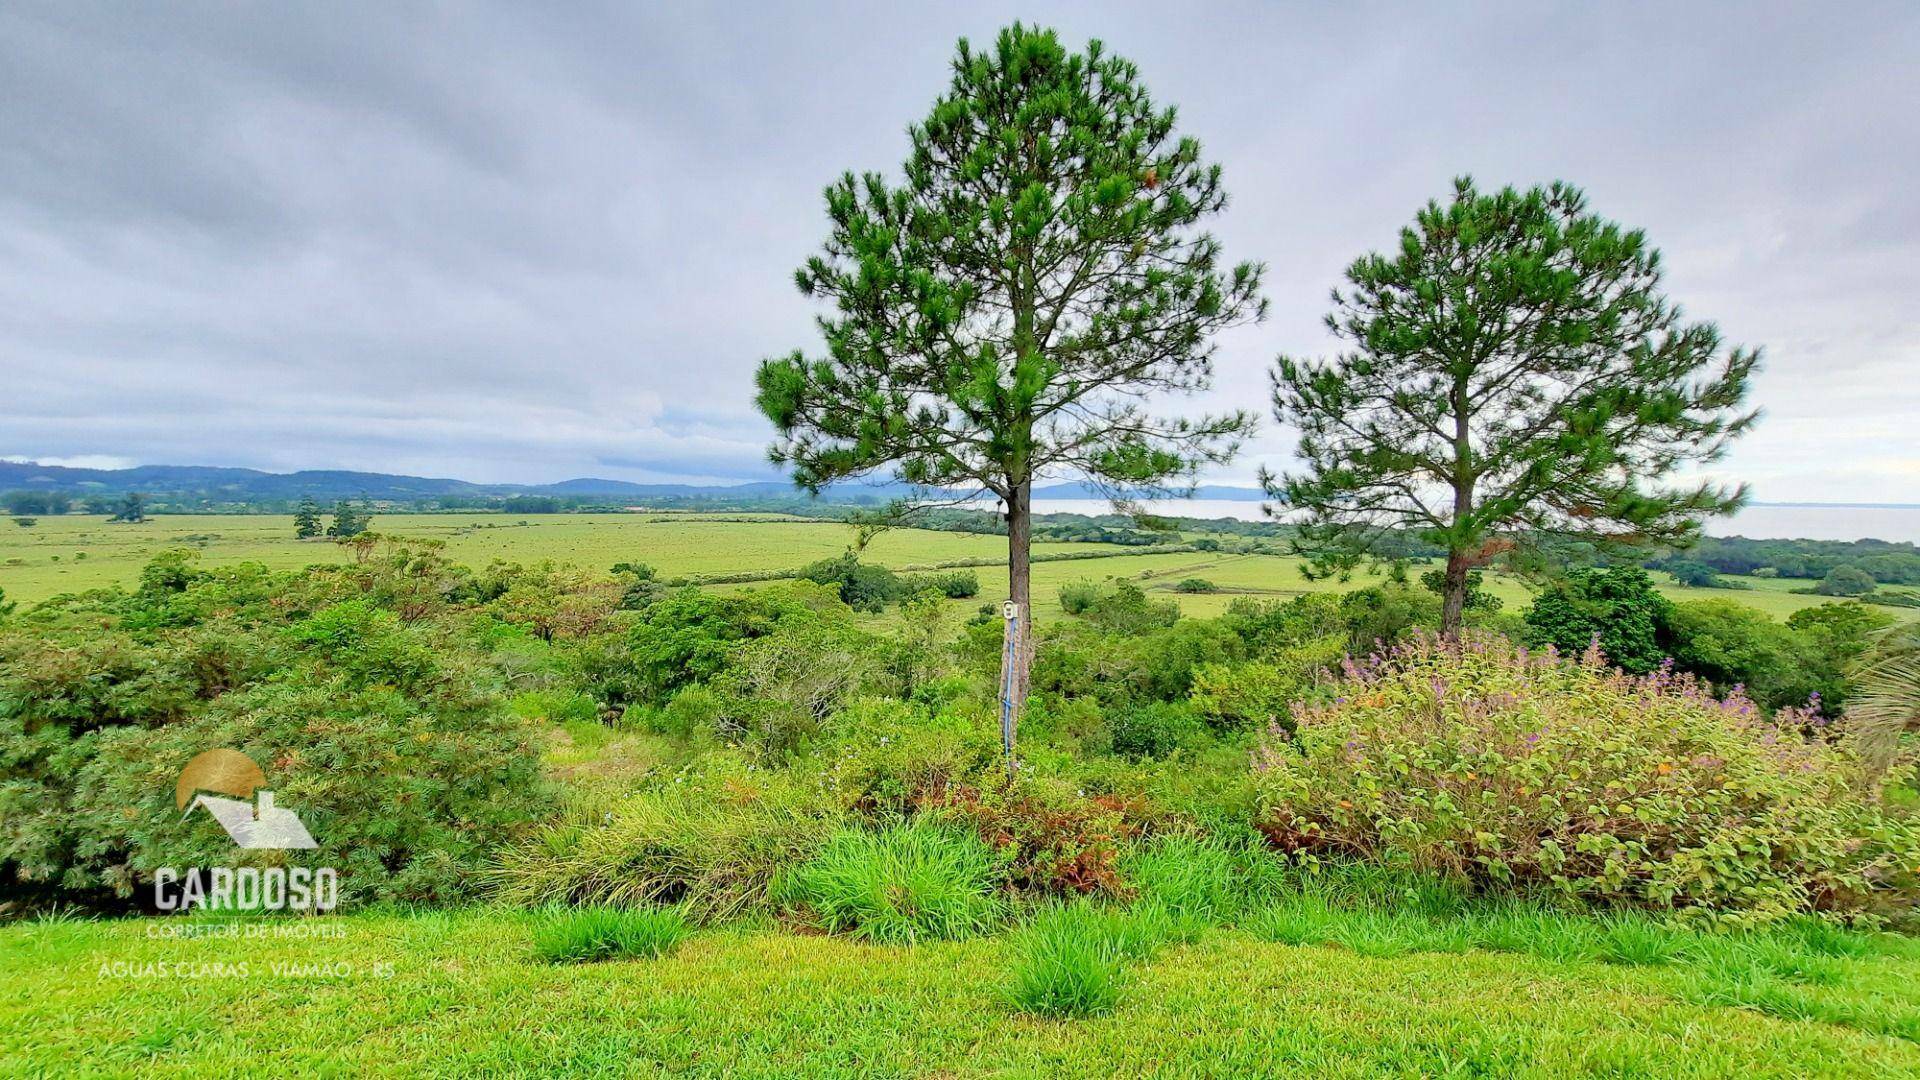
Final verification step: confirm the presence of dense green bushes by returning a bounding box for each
[1057,579,1178,632]
[1253,632,1920,924]
[7,532,1915,940]
[1105,702,1208,759]
[619,583,848,703]
[1523,565,1673,674]
[814,698,1001,811]
[797,551,978,611]
[73,667,548,905]
[1664,600,1816,710]
[0,549,555,908]
[1523,566,1890,714]
[1657,599,1890,715]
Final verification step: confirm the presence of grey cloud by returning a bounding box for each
[1,1,1915,501]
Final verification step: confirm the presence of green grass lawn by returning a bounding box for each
[2,512,1903,624]
[7,908,1920,1077]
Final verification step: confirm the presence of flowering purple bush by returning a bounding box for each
[1252,631,1920,924]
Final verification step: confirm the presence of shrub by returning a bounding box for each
[1033,618,1245,706]
[1057,580,1179,635]
[890,593,955,697]
[656,684,725,739]
[2,594,549,907]
[1031,621,1119,701]
[772,821,1005,943]
[932,777,1139,896]
[1785,602,1894,715]
[708,617,888,757]
[1664,599,1817,711]
[484,565,624,641]
[68,671,551,906]
[1336,584,1442,654]
[1131,620,1245,700]
[799,551,899,612]
[1419,568,1503,613]
[1189,635,1344,733]
[1666,560,1730,589]
[1815,566,1877,597]
[1522,565,1673,674]
[1105,702,1207,760]
[1219,593,1346,657]
[817,698,1000,811]
[531,905,691,963]
[1173,578,1218,594]
[1252,631,1920,924]
[897,570,980,599]
[622,582,851,703]
[1058,579,1102,616]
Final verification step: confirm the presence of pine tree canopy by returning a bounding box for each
[1269,177,1758,629]
[755,23,1266,502]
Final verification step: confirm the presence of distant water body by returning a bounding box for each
[1029,499,1920,545]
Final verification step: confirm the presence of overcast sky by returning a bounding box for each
[3,2,1916,501]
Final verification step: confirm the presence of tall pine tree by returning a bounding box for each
[756,25,1265,743]
[326,499,372,538]
[1269,178,1757,633]
[293,497,323,539]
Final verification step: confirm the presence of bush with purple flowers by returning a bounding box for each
[1252,631,1920,925]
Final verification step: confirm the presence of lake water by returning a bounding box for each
[1029,499,1920,545]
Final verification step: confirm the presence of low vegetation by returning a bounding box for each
[773,821,1006,944]
[1255,632,1918,923]
[530,904,691,963]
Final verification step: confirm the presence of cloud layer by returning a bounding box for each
[3,2,1915,500]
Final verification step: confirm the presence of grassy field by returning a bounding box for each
[0,513,1080,606]
[1012,549,1867,621]
[7,907,1920,1077]
[0,511,1900,623]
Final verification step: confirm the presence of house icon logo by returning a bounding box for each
[176,749,318,850]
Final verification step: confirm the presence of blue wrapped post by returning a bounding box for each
[997,599,1019,779]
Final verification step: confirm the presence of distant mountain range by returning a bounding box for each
[1,460,1911,509]
[0,459,1269,505]
[0,460,806,502]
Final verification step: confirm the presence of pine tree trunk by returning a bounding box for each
[1003,480,1033,770]
[1440,548,1470,637]
[1443,373,1474,639]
